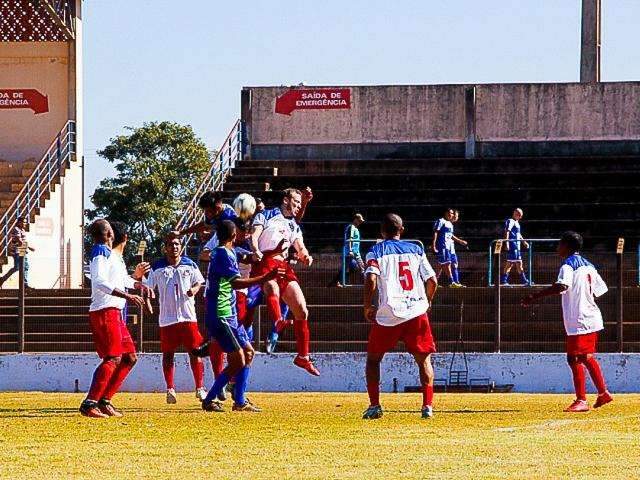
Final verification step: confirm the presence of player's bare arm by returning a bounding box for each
[504,229,511,250]
[521,283,568,306]
[363,272,377,322]
[452,235,467,247]
[187,283,203,297]
[293,237,313,266]
[231,267,282,289]
[431,231,438,252]
[171,221,207,238]
[425,276,438,306]
[296,186,313,223]
[132,262,150,280]
[250,224,264,261]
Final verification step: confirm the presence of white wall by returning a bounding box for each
[1,352,639,393]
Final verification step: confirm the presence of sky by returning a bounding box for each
[82,0,640,206]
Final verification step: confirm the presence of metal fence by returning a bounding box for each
[1,246,638,354]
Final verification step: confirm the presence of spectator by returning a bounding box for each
[329,213,365,287]
[0,217,35,289]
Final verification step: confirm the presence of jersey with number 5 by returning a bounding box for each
[365,239,436,326]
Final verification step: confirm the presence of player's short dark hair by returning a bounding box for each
[560,231,583,252]
[217,220,236,243]
[444,207,453,215]
[282,188,301,201]
[381,213,403,236]
[198,191,224,209]
[109,221,128,247]
[88,219,111,241]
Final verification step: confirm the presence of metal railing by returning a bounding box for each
[174,119,243,249]
[0,121,76,260]
[340,238,426,286]
[487,238,559,286]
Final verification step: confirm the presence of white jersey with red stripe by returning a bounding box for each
[252,207,302,254]
[365,239,436,326]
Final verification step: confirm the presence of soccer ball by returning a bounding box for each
[233,193,257,221]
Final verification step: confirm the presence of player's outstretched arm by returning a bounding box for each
[452,235,468,247]
[231,267,282,289]
[293,238,313,266]
[521,283,567,306]
[249,224,264,261]
[171,221,207,238]
[363,273,378,322]
[296,186,313,223]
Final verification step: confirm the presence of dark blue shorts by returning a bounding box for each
[437,249,453,265]
[206,315,250,354]
[506,247,522,262]
[450,253,458,265]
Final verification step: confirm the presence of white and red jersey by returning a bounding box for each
[252,207,302,254]
[365,239,436,326]
[556,254,608,336]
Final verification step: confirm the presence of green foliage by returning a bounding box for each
[86,121,211,263]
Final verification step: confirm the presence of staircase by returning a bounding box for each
[0,121,76,268]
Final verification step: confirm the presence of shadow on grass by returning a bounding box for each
[386,409,522,414]
[0,406,199,418]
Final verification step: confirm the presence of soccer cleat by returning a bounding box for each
[79,400,109,419]
[266,331,279,354]
[201,400,224,412]
[232,400,262,412]
[293,356,320,376]
[450,282,466,288]
[362,405,383,420]
[593,391,613,409]
[421,405,434,419]
[98,399,123,418]
[195,388,207,402]
[166,388,178,404]
[564,399,590,413]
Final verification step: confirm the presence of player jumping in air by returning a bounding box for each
[363,214,438,420]
[80,219,153,418]
[522,231,613,412]
[501,208,530,286]
[432,208,467,288]
[201,220,280,412]
[249,188,319,375]
[147,236,207,404]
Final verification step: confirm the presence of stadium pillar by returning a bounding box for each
[17,253,26,353]
[464,87,476,159]
[580,0,601,83]
[616,238,624,352]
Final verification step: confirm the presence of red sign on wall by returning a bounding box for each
[275,88,351,115]
[0,89,49,114]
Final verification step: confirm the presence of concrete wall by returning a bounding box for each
[2,352,639,393]
[246,82,640,158]
[0,42,69,162]
[476,82,640,142]
[248,85,467,145]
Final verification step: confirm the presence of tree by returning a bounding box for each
[86,121,211,263]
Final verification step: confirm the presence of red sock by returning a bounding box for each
[209,341,225,378]
[568,360,587,401]
[87,359,117,401]
[367,381,380,407]
[102,359,134,400]
[422,384,434,408]
[163,362,175,390]
[583,356,607,394]
[266,293,283,325]
[190,357,204,389]
[293,319,310,357]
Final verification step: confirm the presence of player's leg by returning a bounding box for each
[581,350,613,408]
[162,351,177,403]
[514,257,528,285]
[232,339,260,412]
[183,323,206,400]
[208,340,227,401]
[565,353,589,412]
[403,313,437,418]
[264,279,285,354]
[412,353,435,418]
[282,280,320,376]
[363,352,384,419]
[501,260,513,285]
[100,321,138,415]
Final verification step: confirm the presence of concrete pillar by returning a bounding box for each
[464,87,476,159]
[580,0,601,83]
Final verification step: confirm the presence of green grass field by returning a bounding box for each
[1,392,639,479]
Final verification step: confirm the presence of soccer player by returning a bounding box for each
[329,213,365,287]
[501,208,530,286]
[80,220,152,418]
[201,220,280,412]
[521,231,613,412]
[449,209,466,287]
[249,188,319,375]
[173,191,237,238]
[432,208,467,287]
[0,216,35,289]
[147,236,207,404]
[363,214,438,420]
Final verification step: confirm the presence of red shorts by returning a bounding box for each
[566,332,599,355]
[160,322,204,353]
[89,307,136,358]
[367,313,436,355]
[252,257,298,291]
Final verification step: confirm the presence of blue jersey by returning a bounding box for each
[206,246,240,321]
[204,203,237,231]
[343,223,361,257]
[433,218,454,251]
